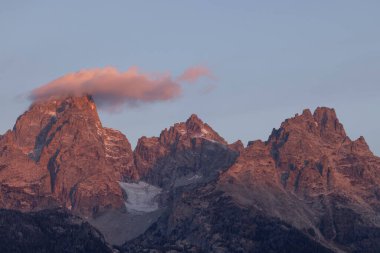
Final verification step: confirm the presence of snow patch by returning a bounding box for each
[178,129,187,135]
[119,181,162,214]
[201,128,209,135]
[103,133,126,160]
[188,174,202,181]
[201,137,219,144]
[45,110,56,116]
[96,125,103,136]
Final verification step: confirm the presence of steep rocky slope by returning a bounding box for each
[0,95,137,216]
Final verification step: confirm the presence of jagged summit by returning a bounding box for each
[267,107,347,144]
[0,94,136,215]
[313,107,346,138]
[134,114,237,186]
[186,113,202,122]
[184,114,228,143]
[28,94,97,112]
[153,114,228,146]
[261,107,373,174]
[185,113,204,127]
[12,95,101,156]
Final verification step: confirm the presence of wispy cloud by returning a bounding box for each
[177,66,214,83]
[30,66,214,111]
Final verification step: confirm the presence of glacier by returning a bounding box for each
[119,181,162,214]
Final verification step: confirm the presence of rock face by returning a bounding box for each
[134,114,239,190]
[0,208,114,253]
[0,95,137,216]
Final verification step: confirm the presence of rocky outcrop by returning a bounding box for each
[134,114,239,189]
[0,95,137,216]
[0,208,114,253]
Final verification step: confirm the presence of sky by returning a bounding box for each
[0,1,379,155]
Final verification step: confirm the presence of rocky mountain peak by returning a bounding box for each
[10,95,101,156]
[268,107,347,147]
[134,114,237,186]
[185,113,204,129]
[313,106,346,138]
[217,108,380,253]
[156,114,227,146]
[28,94,97,115]
[0,94,136,216]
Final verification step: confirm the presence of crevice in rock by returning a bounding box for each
[32,116,57,162]
[48,149,61,193]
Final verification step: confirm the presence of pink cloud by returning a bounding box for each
[177,66,214,83]
[30,66,215,111]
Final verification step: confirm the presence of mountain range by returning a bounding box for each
[1,95,379,253]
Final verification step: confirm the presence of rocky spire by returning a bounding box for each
[313,107,346,139]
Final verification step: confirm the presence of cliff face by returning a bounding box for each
[0,95,137,216]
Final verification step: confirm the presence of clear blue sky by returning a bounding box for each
[1,1,379,154]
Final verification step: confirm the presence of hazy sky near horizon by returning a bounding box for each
[1,1,379,154]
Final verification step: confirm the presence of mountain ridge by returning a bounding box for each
[0,95,379,252]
